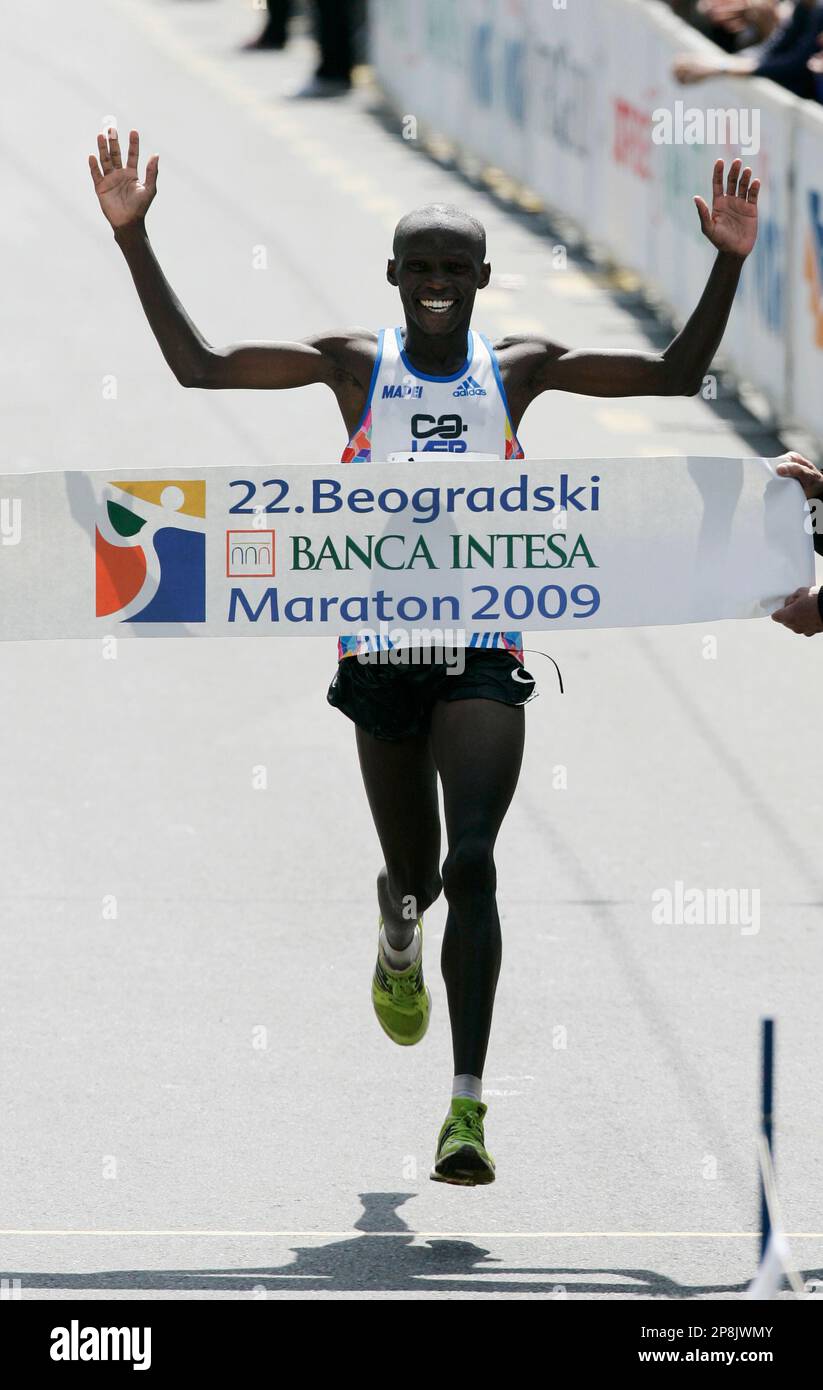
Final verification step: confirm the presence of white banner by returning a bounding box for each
[0,459,812,642]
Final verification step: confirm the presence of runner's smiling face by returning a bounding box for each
[387,227,490,338]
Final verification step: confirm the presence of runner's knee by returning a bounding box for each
[442,837,497,909]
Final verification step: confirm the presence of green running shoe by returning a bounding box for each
[371,919,431,1046]
[430,1097,495,1186]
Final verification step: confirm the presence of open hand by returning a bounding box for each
[694,159,759,259]
[89,128,158,229]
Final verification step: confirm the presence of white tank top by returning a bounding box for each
[338,328,525,660]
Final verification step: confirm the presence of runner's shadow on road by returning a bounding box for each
[4,1193,816,1297]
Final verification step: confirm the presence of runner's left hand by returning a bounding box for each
[694,159,759,259]
[771,586,823,636]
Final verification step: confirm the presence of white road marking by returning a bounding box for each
[1,1229,822,1239]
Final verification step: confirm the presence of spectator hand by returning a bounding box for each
[673,54,720,83]
[694,159,759,258]
[771,586,823,635]
[775,451,823,499]
[807,30,823,75]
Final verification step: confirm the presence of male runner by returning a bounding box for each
[90,131,759,1183]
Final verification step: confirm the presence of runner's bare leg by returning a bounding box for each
[355,727,443,948]
[430,698,525,1077]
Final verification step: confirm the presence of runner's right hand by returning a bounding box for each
[89,128,158,229]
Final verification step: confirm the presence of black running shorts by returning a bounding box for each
[326,647,537,742]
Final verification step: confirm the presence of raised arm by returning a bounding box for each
[508,159,758,403]
[89,128,369,399]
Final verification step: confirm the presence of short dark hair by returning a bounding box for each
[392,204,487,260]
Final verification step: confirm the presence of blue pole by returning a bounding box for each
[759,1018,775,1261]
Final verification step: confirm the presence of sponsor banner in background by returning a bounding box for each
[0,459,811,642]
[715,79,793,419]
[369,0,421,114]
[634,5,792,422]
[601,0,659,269]
[369,0,808,445]
[420,0,467,148]
[790,100,823,438]
[526,0,605,231]
[469,0,531,184]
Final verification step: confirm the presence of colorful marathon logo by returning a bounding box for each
[95,479,206,622]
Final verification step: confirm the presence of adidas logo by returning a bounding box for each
[453,375,487,397]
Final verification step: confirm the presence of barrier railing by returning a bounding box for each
[370,0,823,448]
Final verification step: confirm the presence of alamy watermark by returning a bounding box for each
[652,880,760,936]
[652,101,760,157]
[355,628,468,673]
[50,1321,151,1370]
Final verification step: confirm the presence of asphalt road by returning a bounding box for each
[1,0,821,1300]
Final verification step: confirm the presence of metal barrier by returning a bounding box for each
[370,0,823,448]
